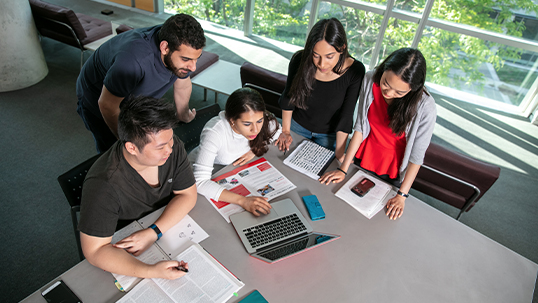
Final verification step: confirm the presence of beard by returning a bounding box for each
[163,52,190,78]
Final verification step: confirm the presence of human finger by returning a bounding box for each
[256,200,272,213]
[178,261,189,270]
[113,240,133,249]
[233,157,244,166]
[389,204,401,220]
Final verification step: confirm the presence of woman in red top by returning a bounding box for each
[320,48,436,220]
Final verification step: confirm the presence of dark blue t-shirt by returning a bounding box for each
[76,25,188,117]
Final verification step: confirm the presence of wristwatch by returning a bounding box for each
[149,223,162,240]
[397,190,409,198]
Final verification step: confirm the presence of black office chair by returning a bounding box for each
[57,154,101,260]
[174,103,221,153]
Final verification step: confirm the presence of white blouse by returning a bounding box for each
[189,111,281,201]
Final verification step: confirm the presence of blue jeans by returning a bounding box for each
[290,119,336,150]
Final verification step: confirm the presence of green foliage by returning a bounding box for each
[166,0,537,101]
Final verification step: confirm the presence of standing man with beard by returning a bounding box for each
[76,14,206,153]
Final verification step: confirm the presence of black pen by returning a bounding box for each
[176,266,189,273]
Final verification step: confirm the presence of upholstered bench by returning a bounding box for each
[29,0,113,67]
[412,142,500,219]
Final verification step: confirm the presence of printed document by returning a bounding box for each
[335,170,393,219]
[208,157,296,223]
[116,243,244,303]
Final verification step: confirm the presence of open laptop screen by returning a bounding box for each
[252,232,340,263]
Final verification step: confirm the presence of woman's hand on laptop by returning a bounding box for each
[239,196,272,216]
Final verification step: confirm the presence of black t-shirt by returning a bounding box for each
[279,51,365,134]
[78,135,195,237]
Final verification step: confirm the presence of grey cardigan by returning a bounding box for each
[354,71,437,181]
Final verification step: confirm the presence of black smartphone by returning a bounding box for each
[351,177,375,197]
[41,280,82,303]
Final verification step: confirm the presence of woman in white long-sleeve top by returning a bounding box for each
[189,87,282,215]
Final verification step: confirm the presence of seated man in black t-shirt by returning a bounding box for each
[78,95,197,280]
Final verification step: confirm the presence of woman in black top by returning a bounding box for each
[275,18,365,162]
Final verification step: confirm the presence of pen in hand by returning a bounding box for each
[176,266,188,273]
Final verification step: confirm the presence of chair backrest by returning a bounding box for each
[174,103,221,153]
[412,142,500,218]
[29,0,86,48]
[240,62,287,118]
[57,154,101,208]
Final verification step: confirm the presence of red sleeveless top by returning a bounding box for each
[355,83,406,179]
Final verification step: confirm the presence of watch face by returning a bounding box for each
[150,224,162,236]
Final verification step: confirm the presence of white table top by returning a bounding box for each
[22,133,537,302]
[191,60,242,96]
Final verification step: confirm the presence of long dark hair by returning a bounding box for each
[288,18,350,109]
[225,88,279,156]
[373,48,427,135]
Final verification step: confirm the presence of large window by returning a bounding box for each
[317,2,385,64]
[165,0,245,31]
[251,0,312,46]
[164,0,538,112]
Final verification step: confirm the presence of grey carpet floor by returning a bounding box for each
[1,1,537,302]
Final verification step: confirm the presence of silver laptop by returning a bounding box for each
[230,198,340,263]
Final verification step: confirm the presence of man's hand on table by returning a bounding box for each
[113,228,158,256]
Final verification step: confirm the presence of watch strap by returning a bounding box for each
[149,223,162,240]
[397,190,409,198]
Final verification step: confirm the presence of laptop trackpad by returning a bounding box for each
[254,208,280,222]
[239,208,281,227]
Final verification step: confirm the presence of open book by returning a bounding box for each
[116,242,244,303]
[335,170,393,219]
[208,157,296,223]
[110,207,209,291]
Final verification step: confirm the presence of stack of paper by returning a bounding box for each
[335,170,393,219]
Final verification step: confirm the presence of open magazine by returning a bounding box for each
[116,242,244,303]
[110,207,209,291]
[335,170,393,219]
[208,157,296,223]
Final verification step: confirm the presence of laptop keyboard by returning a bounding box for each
[243,214,307,248]
[288,140,334,176]
[258,237,310,261]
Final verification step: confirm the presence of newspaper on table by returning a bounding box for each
[208,157,297,223]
